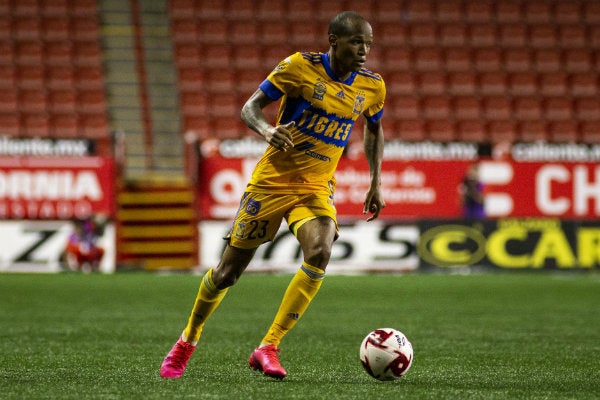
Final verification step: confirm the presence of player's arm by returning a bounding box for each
[362,118,385,221]
[241,89,295,152]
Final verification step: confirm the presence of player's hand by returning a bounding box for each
[264,122,295,151]
[363,187,385,222]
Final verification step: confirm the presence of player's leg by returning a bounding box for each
[160,245,255,378]
[250,216,336,379]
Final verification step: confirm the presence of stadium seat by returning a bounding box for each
[196,21,228,44]
[487,120,517,143]
[379,23,408,47]
[544,98,573,121]
[47,90,78,114]
[447,72,476,95]
[0,19,10,41]
[262,45,293,70]
[464,1,493,23]
[207,94,239,118]
[75,66,105,90]
[169,0,195,20]
[0,64,15,89]
[12,17,41,41]
[235,69,264,96]
[259,24,288,46]
[422,96,450,120]
[583,2,600,24]
[71,18,101,42]
[44,41,73,66]
[19,89,47,114]
[13,0,40,16]
[413,48,442,71]
[468,24,497,48]
[558,25,587,48]
[508,73,538,96]
[170,19,197,43]
[523,1,552,24]
[77,90,107,114]
[589,26,600,49]
[382,48,412,72]
[212,118,244,140]
[473,48,502,72]
[70,0,99,18]
[177,68,204,92]
[15,41,44,66]
[406,0,435,21]
[554,2,582,25]
[386,71,416,96]
[0,113,20,136]
[21,113,51,137]
[478,72,508,96]
[528,25,557,49]
[285,0,316,22]
[563,49,593,73]
[539,72,568,97]
[569,72,598,97]
[518,121,548,142]
[51,113,80,138]
[438,24,467,47]
[533,49,562,72]
[226,0,255,21]
[444,48,472,72]
[256,0,285,21]
[205,70,235,94]
[288,21,320,48]
[498,24,528,48]
[453,97,481,120]
[513,98,543,121]
[503,49,532,72]
[409,23,438,47]
[495,2,521,23]
[580,121,600,143]
[173,44,201,68]
[575,98,600,121]
[347,0,375,20]
[17,66,45,90]
[202,45,232,69]
[41,0,69,17]
[0,92,18,113]
[394,119,426,142]
[46,66,76,90]
[229,22,259,46]
[196,0,226,20]
[180,93,208,116]
[548,121,579,143]
[373,0,404,23]
[417,72,446,95]
[436,1,462,22]
[42,17,71,41]
[231,47,261,71]
[391,97,420,120]
[73,42,102,67]
[79,114,109,139]
[427,120,455,142]
[456,120,486,142]
[483,97,511,120]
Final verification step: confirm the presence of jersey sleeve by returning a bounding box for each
[364,75,386,124]
[259,52,304,101]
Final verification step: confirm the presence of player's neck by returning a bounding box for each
[327,49,352,82]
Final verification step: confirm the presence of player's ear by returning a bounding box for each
[328,34,337,48]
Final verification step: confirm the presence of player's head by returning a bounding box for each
[328,11,373,76]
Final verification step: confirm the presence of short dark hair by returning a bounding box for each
[328,11,367,36]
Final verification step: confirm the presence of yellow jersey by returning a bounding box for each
[246,51,386,194]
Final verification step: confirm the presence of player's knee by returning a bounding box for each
[304,244,332,270]
[212,267,240,289]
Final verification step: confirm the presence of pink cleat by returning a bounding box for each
[248,345,287,380]
[160,337,196,378]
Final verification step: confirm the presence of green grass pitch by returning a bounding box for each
[1,271,599,399]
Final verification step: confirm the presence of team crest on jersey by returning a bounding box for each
[245,199,261,216]
[353,93,366,114]
[312,81,327,100]
[336,90,345,99]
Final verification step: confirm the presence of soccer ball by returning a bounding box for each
[359,328,413,381]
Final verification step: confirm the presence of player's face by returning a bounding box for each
[330,20,373,77]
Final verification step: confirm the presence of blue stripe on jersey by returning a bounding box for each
[280,96,312,124]
[259,79,284,101]
[296,106,355,147]
[366,107,384,124]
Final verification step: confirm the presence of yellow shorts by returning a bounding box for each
[226,190,338,249]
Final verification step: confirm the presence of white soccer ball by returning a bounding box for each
[359,328,413,381]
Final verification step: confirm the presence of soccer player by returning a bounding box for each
[160,11,386,380]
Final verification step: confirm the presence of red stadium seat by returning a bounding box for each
[406,0,435,21]
[42,0,69,17]
[47,89,77,114]
[256,0,285,21]
[523,1,552,24]
[288,21,321,48]
[51,113,80,138]
[413,48,442,71]
[453,97,481,120]
[202,45,232,69]
[447,72,476,96]
[563,49,593,73]
[513,98,542,121]
[553,2,582,25]
[196,21,228,44]
[227,0,255,21]
[528,25,557,49]
[539,72,568,97]
[478,72,507,96]
[575,98,600,121]
[518,121,548,142]
[374,0,404,23]
[75,66,105,90]
[483,97,511,120]
[70,0,99,18]
[19,89,47,114]
[196,0,226,20]
[0,92,18,113]
[43,17,71,41]
[0,113,20,136]
[15,41,44,66]
[495,2,521,23]
[465,1,493,23]
[382,48,412,72]
[544,98,573,121]
[533,49,561,73]
[503,49,532,72]
[456,120,486,142]
[46,66,75,90]
[79,114,109,139]
[44,41,73,66]
[558,25,587,48]
[235,69,264,96]
[0,64,15,89]
[580,121,600,143]
[444,48,472,72]
[170,19,197,43]
[583,2,600,24]
[417,72,447,96]
[229,22,259,46]
[174,44,201,68]
[71,18,101,42]
[77,90,107,114]
[498,24,527,48]
[468,24,497,47]
[12,17,41,41]
[169,0,195,20]
[231,47,261,71]
[180,93,208,116]
[207,94,238,118]
[177,68,204,92]
[17,66,45,90]
[391,97,420,120]
[379,23,408,47]
[508,73,538,96]
[549,121,579,143]
[212,118,244,140]
[205,70,235,94]
[73,42,102,67]
[427,120,456,142]
[438,24,467,47]
[473,48,502,72]
[422,96,450,120]
[569,73,599,97]
[21,113,51,137]
[487,120,517,143]
[394,119,426,142]
[386,71,416,96]
[409,23,438,47]
[436,1,462,22]
[259,24,288,46]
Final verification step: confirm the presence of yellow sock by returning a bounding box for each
[261,262,325,347]
[182,268,228,344]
